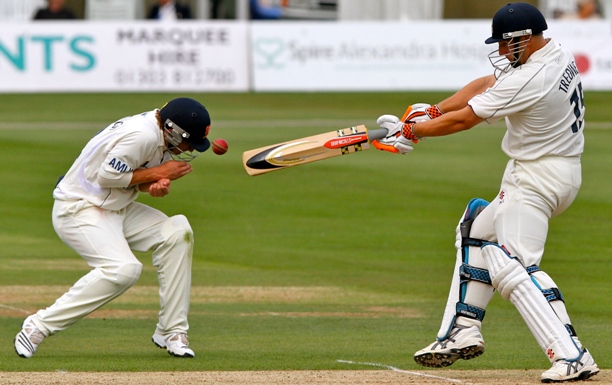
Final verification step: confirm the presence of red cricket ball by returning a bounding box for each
[211,138,228,155]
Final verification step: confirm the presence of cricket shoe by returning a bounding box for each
[541,349,599,383]
[152,332,194,358]
[14,316,46,358]
[414,325,485,367]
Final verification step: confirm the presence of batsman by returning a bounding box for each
[373,3,598,383]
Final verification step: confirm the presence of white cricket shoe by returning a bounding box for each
[541,349,599,383]
[152,332,194,358]
[414,325,485,367]
[14,316,46,358]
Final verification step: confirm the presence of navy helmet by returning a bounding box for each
[160,98,211,153]
[485,3,548,44]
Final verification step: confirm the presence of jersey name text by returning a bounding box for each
[558,61,579,93]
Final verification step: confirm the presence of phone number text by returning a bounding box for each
[114,68,236,87]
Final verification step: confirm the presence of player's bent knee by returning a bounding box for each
[102,261,143,288]
[493,261,526,300]
[481,243,530,300]
[161,215,194,247]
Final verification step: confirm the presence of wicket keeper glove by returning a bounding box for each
[372,115,415,155]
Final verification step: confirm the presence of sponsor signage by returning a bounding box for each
[0,21,249,92]
[0,20,610,92]
[251,20,612,91]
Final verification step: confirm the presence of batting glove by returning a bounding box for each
[372,115,415,155]
[402,103,444,123]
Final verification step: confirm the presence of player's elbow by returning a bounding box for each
[456,106,484,132]
[97,172,133,188]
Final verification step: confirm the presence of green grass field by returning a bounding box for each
[0,92,610,373]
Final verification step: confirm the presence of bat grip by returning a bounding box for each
[368,128,388,141]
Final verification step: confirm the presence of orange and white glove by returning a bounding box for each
[372,103,445,154]
[371,115,416,155]
[401,103,444,123]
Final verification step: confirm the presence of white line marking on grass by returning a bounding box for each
[337,359,463,383]
[0,304,30,314]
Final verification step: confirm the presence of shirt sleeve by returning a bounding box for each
[97,130,157,188]
[469,68,545,124]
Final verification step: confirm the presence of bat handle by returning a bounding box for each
[368,128,388,141]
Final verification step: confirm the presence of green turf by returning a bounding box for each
[0,92,610,372]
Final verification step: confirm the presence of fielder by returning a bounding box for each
[15,97,211,358]
[373,3,598,383]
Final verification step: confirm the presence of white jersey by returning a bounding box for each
[469,39,585,161]
[53,110,170,211]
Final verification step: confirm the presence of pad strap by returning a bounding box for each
[527,265,565,303]
[462,237,486,248]
[456,302,486,321]
[542,288,565,302]
[460,263,492,285]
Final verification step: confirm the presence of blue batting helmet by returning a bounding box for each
[160,98,211,152]
[485,3,548,44]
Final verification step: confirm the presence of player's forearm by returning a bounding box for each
[129,168,164,187]
[437,75,496,113]
[137,181,155,192]
[412,106,483,138]
[129,161,192,187]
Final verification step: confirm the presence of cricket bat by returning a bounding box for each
[242,125,387,176]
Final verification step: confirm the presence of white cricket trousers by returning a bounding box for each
[31,199,193,337]
[488,155,582,266]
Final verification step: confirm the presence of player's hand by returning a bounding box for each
[402,103,431,122]
[149,178,170,197]
[402,103,444,123]
[159,160,192,180]
[376,114,419,144]
[376,114,401,136]
[372,115,414,155]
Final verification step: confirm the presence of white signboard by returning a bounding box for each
[545,21,612,91]
[251,20,612,91]
[1,20,611,92]
[0,21,249,92]
[251,21,494,91]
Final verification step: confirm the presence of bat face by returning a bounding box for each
[243,125,385,176]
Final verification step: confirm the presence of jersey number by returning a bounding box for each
[570,82,584,133]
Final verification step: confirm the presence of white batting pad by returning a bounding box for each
[482,244,581,362]
[437,199,494,339]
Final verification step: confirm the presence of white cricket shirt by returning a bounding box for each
[469,39,585,161]
[53,110,170,210]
